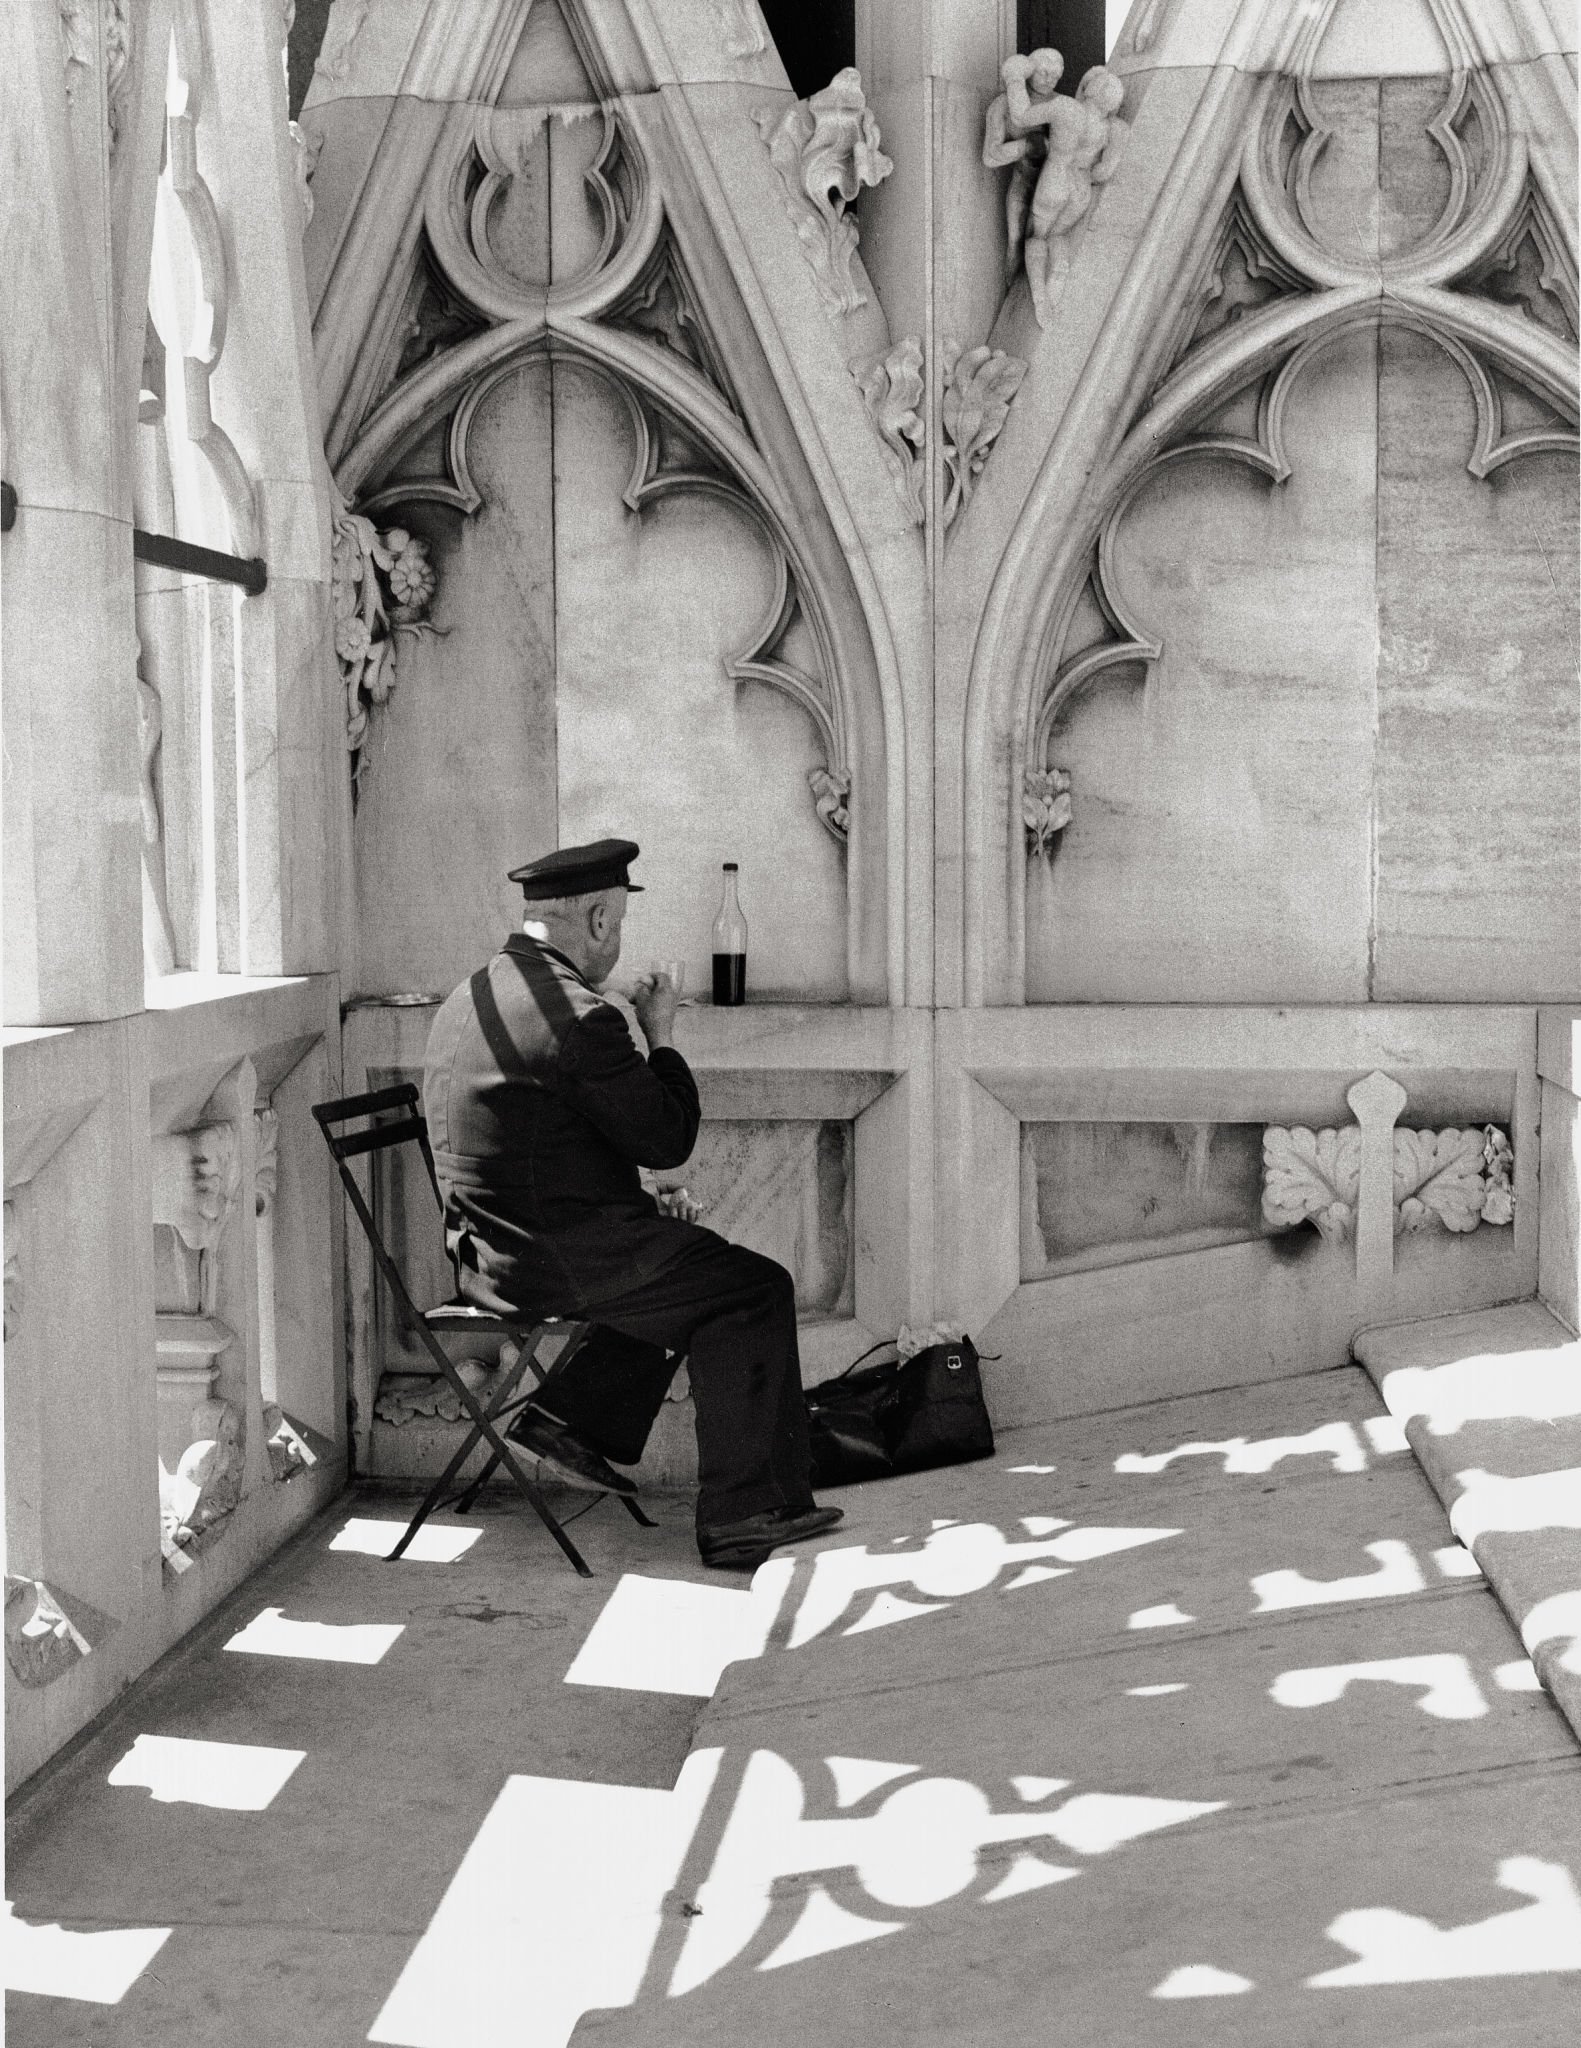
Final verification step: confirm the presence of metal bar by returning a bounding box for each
[133,526,267,596]
[1,481,16,532]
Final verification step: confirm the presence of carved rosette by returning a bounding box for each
[941,341,1026,526]
[1262,1124,1515,1241]
[1023,767,1072,856]
[852,336,925,526]
[753,68,892,317]
[331,479,441,762]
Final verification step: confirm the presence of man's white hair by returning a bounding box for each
[523,886,621,921]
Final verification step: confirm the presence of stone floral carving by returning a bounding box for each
[808,766,852,840]
[5,1576,92,1687]
[1396,1126,1516,1233]
[753,68,892,317]
[941,341,1026,524]
[254,1108,279,1217]
[3,1199,20,1342]
[983,50,1129,327]
[263,1403,314,1481]
[331,478,441,759]
[1262,1126,1362,1241]
[179,1396,246,1530]
[1023,767,1073,856]
[375,1357,497,1427]
[290,119,323,227]
[58,2,96,88]
[713,0,767,58]
[851,336,925,525]
[1262,1124,1515,1241]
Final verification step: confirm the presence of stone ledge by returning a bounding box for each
[1354,1300,1581,1740]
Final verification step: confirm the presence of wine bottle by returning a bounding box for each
[711,863,747,1006]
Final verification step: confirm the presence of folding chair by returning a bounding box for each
[313,1083,655,1577]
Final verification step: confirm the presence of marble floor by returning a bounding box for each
[6,1365,1580,2047]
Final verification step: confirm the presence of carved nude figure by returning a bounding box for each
[983,51,1129,327]
[982,50,1064,282]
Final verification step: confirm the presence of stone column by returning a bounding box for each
[1,3,144,1025]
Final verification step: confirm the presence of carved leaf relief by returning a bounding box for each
[941,341,1026,525]
[1023,767,1072,856]
[1395,1125,1514,1235]
[331,478,442,765]
[851,335,925,525]
[1261,1127,1362,1242]
[753,68,892,317]
[1263,1123,1514,1242]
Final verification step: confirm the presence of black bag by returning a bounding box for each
[806,1335,996,1489]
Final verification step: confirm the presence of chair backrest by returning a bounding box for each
[311,1084,450,1326]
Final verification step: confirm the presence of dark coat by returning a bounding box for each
[422,934,702,1314]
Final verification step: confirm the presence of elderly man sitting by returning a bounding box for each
[422,838,841,1570]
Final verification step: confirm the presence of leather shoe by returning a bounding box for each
[698,1502,844,1571]
[506,1407,637,1496]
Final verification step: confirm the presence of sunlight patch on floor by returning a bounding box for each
[223,1606,404,1664]
[1,1902,171,2005]
[563,1564,793,1697]
[1308,1857,1581,1986]
[107,1732,306,1809]
[329,1518,484,1563]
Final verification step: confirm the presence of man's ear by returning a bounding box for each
[586,895,610,941]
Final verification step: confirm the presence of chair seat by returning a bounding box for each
[423,1302,567,1334]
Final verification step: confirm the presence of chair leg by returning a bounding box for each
[453,1448,502,1517]
[386,1428,487,1561]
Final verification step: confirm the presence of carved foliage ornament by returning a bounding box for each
[1261,1124,1515,1243]
[330,479,441,759]
[1023,767,1072,856]
[754,68,892,317]
[941,341,1026,525]
[851,336,925,526]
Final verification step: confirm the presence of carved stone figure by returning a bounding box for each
[983,51,1129,327]
[1023,767,1073,856]
[151,1122,242,1315]
[754,68,893,317]
[851,335,925,525]
[941,341,1027,523]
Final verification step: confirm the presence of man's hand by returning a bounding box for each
[654,1187,702,1224]
[630,970,680,1050]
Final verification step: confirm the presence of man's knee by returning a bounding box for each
[728,1245,796,1311]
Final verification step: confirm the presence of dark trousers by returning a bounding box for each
[528,1230,815,1528]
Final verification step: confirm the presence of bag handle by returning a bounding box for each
[819,1336,899,1387]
